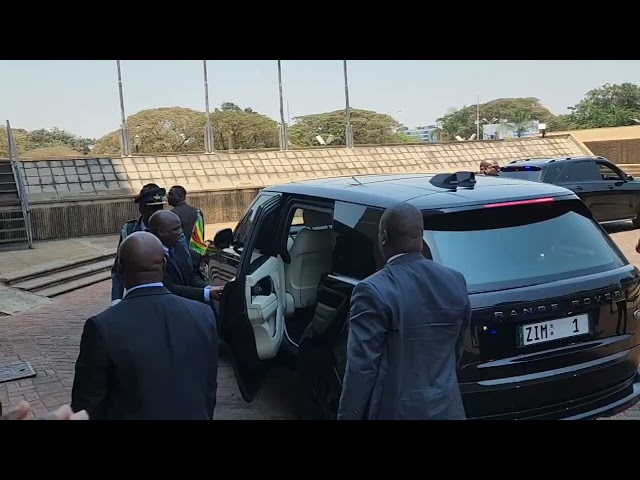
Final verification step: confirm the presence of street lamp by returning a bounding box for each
[203,60,215,153]
[343,60,354,148]
[277,60,288,150]
[116,60,131,156]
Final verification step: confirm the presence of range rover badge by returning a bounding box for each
[634,310,640,319]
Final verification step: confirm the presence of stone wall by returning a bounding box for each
[9,135,589,240]
[30,188,261,241]
[15,135,587,203]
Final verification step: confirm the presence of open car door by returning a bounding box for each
[220,195,287,403]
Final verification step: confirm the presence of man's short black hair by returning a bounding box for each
[171,185,187,199]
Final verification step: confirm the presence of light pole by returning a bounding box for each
[476,92,480,140]
[343,60,354,148]
[116,60,131,156]
[203,60,215,153]
[277,60,288,150]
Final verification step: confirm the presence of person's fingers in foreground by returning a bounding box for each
[0,400,31,420]
[38,404,74,420]
[69,410,89,420]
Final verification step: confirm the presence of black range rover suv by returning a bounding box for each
[203,171,640,420]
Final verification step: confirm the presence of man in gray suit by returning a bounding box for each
[337,202,471,420]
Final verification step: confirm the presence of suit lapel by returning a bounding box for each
[165,250,186,284]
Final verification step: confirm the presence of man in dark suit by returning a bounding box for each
[168,185,205,270]
[71,231,219,420]
[148,210,221,305]
[337,202,471,420]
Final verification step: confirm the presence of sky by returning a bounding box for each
[1,60,639,140]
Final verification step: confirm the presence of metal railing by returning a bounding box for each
[6,120,34,248]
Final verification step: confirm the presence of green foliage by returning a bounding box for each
[288,109,407,147]
[0,126,95,158]
[567,83,640,128]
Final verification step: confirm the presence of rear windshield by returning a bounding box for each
[499,165,543,182]
[422,199,626,294]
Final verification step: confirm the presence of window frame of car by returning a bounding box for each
[231,191,282,252]
[275,194,336,264]
[594,159,627,181]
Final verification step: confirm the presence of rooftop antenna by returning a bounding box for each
[351,176,363,185]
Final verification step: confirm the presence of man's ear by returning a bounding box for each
[380,229,388,246]
[116,257,124,275]
[162,257,167,270]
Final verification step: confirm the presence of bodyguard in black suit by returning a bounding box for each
[148,210,222,305]
[71,231,218,420]
[337,202,471,420]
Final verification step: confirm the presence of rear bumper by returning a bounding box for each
[561,369,640,420]
[462,343,640,420]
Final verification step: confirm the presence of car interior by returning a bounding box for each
[281,206,379,347]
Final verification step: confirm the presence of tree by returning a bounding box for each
[288,109,411,147]
[567,83,640,129]
[436,106,476,140]
[91,103,279,155]
[0,126,94,158]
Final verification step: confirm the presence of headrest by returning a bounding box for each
[303,210,332,228]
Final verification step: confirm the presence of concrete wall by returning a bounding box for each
[30,188,261,241]
[583,139,640,164]
[10,135,588,241]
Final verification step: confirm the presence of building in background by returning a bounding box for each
[482,121,540,140]
[403,124,440,142]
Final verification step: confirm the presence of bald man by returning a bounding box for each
[148,210,221,305]
[337,202,471,420]
[480,159,500,175]
[71,231,219,420]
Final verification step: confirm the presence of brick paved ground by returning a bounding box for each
[0,222,639,420]
[0,280,312,420]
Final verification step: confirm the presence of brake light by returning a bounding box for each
[484,197,555,208]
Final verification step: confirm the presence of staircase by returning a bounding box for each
[1,252,116,297]
[2,121,33,248]
[0,158,29,245]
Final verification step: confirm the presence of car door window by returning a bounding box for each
[233,193,280,250]
[557,161,600,182]
[596,162,624,181]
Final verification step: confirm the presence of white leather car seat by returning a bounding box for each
[285,209,334,309]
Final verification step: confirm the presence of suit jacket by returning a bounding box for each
[71,285,218,420]
[172,201,204,268]
[337,252,471,420]
[163,243,209,303]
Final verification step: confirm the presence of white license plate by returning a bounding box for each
[519,314,590,346]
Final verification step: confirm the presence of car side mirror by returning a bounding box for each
[213,228,234,249]
[628,175,634,181]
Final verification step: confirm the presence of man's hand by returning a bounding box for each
[209,285,224,301]
[0,400,89,420]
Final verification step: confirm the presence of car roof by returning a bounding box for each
[505,155,607,168]
[263,172,577,210]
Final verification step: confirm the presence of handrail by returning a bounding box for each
[6,120,34,248]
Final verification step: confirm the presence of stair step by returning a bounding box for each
[13,259,114,292]
[0,251,116,284]
[0,217,24,224]
[0,236,28,244]
[0,227,26,234]
[36,270,112,298]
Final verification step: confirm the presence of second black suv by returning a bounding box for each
[203,171,640,420]
[499,156,640,226]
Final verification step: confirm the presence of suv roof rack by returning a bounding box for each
[430,171,476,189]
